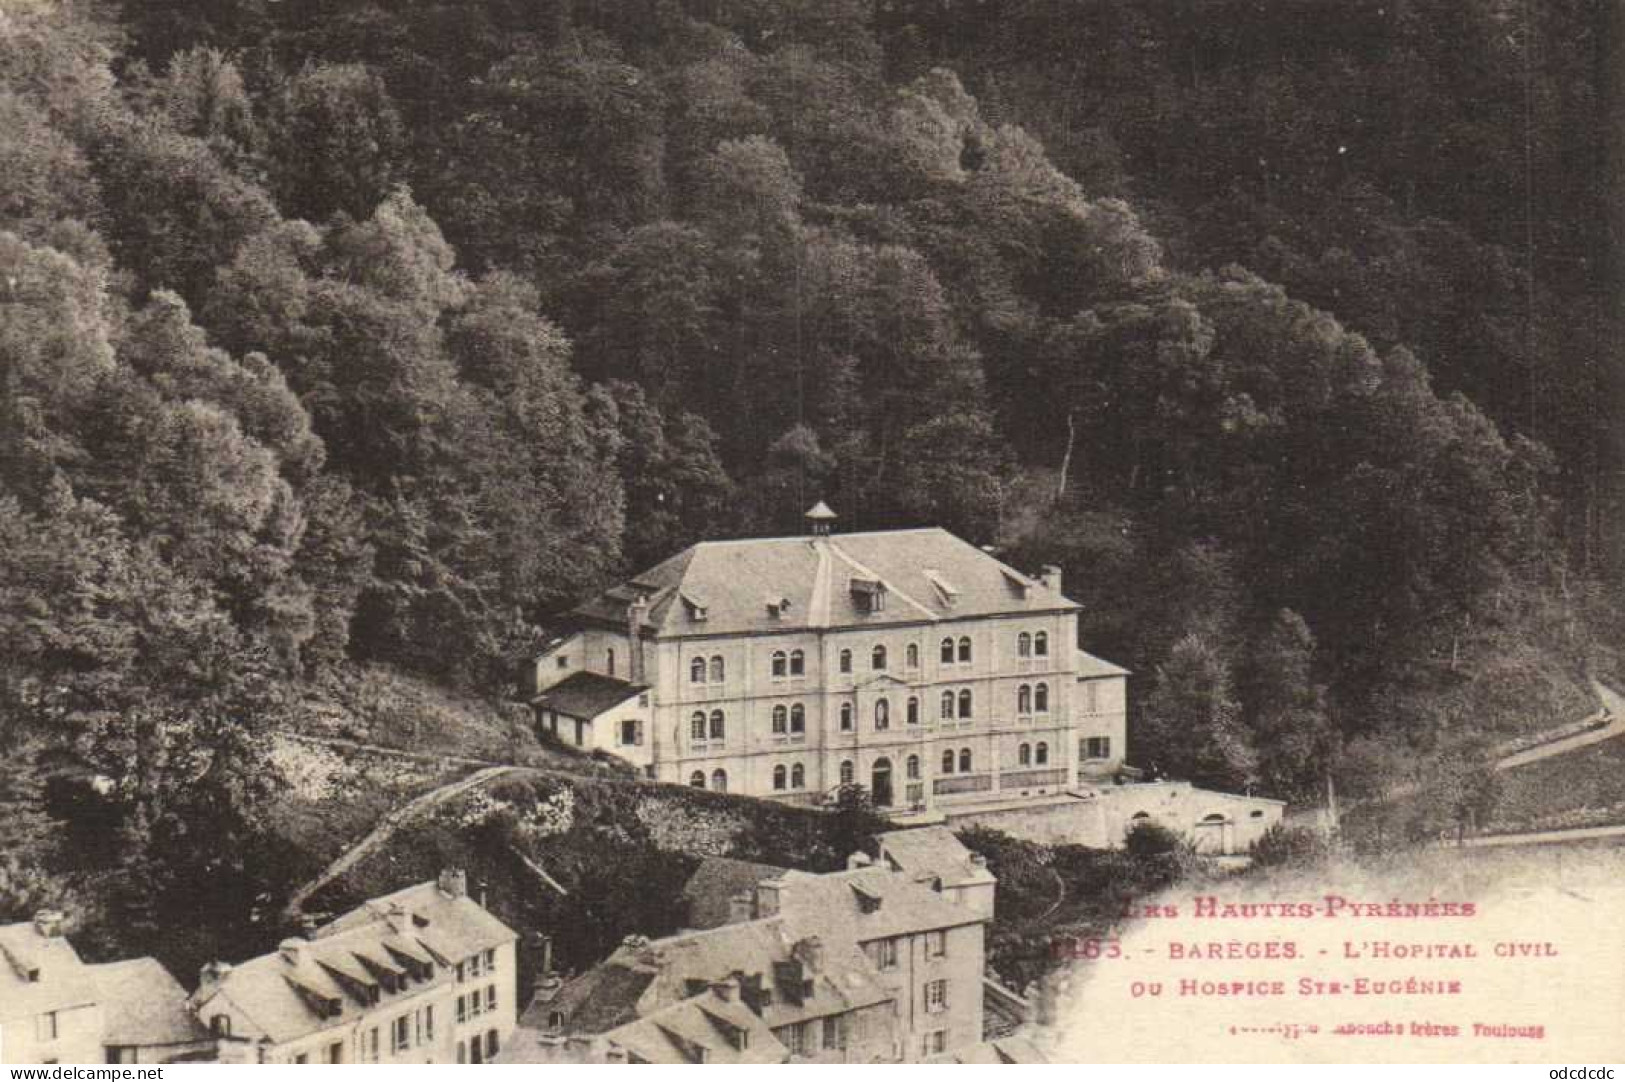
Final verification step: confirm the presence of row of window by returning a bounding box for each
[690,655,726,683]
[753,630,1052,682]
[695,739,1103,792]
[456,1030,502,1064]
[772,763,808,790]
[867,931,947,972]
[690,769,728,791]
[457,949,498,982]
[1015,683,1051,715]
[455,984,498,1024]
[1016,742,1051,766]
[776,1016,843,1057]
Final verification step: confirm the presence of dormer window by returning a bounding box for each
[851,883,883,913]
[923,570,959,607]
[850,578,886,613]
[681,592,709,622]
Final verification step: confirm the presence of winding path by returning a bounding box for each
[281,762,525,921]
[1495,681,1625,770]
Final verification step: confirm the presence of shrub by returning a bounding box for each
[1248,824,1329,869]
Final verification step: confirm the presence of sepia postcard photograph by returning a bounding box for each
[1,0,1622,1068]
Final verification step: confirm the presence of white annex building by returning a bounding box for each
[530,505,1281,852]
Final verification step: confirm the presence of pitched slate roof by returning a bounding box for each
[520,959,655,1036]
[1075,649,1131,678]
[573,528,1078,639]
[611,993,786,1064]
[771,865,990,943]
[877,826,996,891]
[532,671,646,720]
[198,880,516,1045]
[89,957,209,1048]
[501,988,788,1064]
[0,921,99,1024]
[680,857,789,931]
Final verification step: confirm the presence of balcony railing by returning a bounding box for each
[934,773,993,796]
[1000,768,1067,790]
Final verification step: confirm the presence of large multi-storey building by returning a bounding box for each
[190,870,518,1065]
[531,505,1127,816]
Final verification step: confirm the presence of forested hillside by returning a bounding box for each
[0,0,1610,964]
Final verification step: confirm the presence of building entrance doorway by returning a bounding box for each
[871,758,893,808]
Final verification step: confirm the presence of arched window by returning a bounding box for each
[875,698,890,730]
[839,649,852,674]
[1036,741,1049,765]
[941,749,956,774]
[690,771,706,788]
[607,648,616,676]
[1034,631,1049,657]
[906,643,919,669]
[692,657,707,683]
[1017,685,1032,715]
[941,637,955,664]
[708,710,725,740]
[958,636,972,663]
[872,645,887,671]
[907,755,921,780]
[791,763,805,789]
[771,651,787,678]
[839,760,855,786]
[790,649,805,676]
[1035,683,1049,713]
[958,689,973,719]
[840,703,854,731]
[907,697,920,725]
[940,691,955,720]
[772,705,788,734]
[710,655,724,683]
[1018,743,1031,766]
[790,704,805,733]
[959,748,973,773]
[773,765,787,790]
[711,769,727,793]
[1017,632,1032,658]
[690,712,706,740]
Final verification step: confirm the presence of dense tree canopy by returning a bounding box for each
[0,0,1608,963]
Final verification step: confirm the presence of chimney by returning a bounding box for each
[32,909,64,939]
[969,853,988,869]
[437,867,468,899]
[627,595,649,685]
[792,936,825,973]
[199,960,233,988]
[727,890,754,926]
[754,880,781,918]
[846,851,873,870]
[1040,565,1063,595]
[385,902,410,935]
[533,932,554,978]
[278,938,306,966]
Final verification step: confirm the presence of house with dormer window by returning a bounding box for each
[188,870,517,1065]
